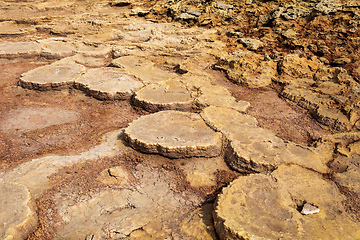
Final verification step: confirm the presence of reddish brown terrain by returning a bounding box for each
[1,1,360,239]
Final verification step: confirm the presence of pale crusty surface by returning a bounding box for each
[0,181,38,240]
[124,110,222,158]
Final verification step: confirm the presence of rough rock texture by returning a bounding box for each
[19,59,86,91]
[214,166,360,240]
[335,156,360,195]
[279,54,322,79]
[133,79,193,112]
[214,50,277,88]
[75,67,144,100]
[124,111,222,158]
[0,181,38,240]
[278,54,360,131]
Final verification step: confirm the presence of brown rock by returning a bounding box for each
[215,51,277,88]
[333,57,352,65]
[279,54,321,79]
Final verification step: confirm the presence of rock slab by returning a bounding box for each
[75,67,144,100]
[133,79,193,112]
[123,111,222,158]
[0,181,38,240]
[214,165,360,240]
[19,59,86,91]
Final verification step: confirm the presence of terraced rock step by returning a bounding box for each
[0,42,41,59]
[214,165,360,240]
[201,106,330,173]
[132,79,193,112]
[19,60,145,100]
[0,181,38,240]
[19,59,86,91]
[40,39,77,59]
[75,67,144,100]
[123,111,222,158]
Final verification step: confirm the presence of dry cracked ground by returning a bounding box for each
[1,0,360,239]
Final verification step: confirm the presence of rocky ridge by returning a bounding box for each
[0,0,360,239]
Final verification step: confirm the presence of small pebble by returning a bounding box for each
[301,203,320,215]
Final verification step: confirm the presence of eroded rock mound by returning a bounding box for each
[278,54,360,131]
